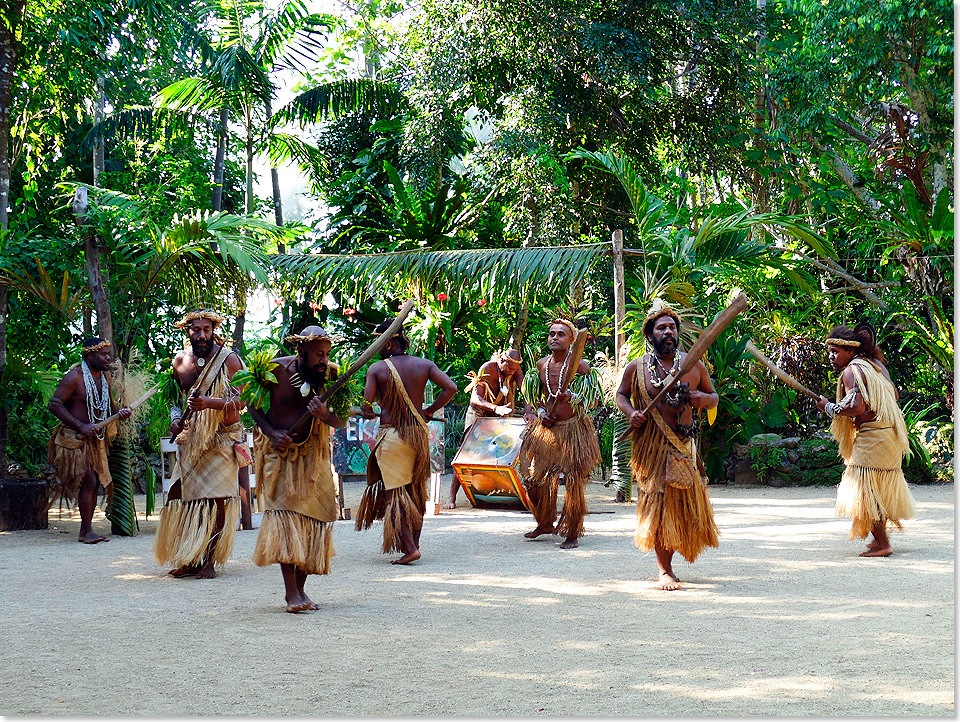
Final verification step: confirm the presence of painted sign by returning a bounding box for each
[332,415,445,476]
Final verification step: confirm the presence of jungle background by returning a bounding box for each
[0,0,952,533]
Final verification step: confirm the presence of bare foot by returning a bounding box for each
[197,563,217,579]
[859,547,893,557]
[79,531,109,544]
[168,565,200,578]
[286,600,312,613]
[441,500,456,509]
[524,525,556,539]
[559,537,579,549]
[657,572,681,591]
[866,538,881,550]
[391,550,421,565]
[307,602,321,610]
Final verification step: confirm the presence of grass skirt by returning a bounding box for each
[520,415,600,540]
[253,510,336,575]
[154,497,239,569]
[355,481,425,554]
[835,464,916,539]
[46,424,112,509]
[634,482,719,563]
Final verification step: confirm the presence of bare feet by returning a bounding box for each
[657,572,681,591]
[441,500,456,509]
[391,550,421,565]
[168,565,200,578]
[78,531,109,544]
[859,547,893,557]
[559,537,579,549]
[286,600,312,613]
[524,525,556,539]
[197,562,217,579]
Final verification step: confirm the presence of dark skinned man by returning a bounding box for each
[248,326,348,613]
[154,309,245,580]
[355,319,457,564]
[47,338,132,543]
[615,303,720,590]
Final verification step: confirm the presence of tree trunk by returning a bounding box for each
[0,7,21,475]
[72,188,115,348]
[510,289,529,350]
[93,75,106,187]
[212,106,228,211]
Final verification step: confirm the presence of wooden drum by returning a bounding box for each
[452,417,532,510]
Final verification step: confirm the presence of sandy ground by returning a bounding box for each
[0,478,953,717]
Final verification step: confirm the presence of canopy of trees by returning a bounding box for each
[0,0,952,501]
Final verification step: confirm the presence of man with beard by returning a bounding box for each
[615,302,720,590]
[816,323,914,557]
[517,318,601,549]
[154,309,245,579]
[47,338,132,543]
[444,349,534,508]
[247,326,348,613]
[355,319,458,564]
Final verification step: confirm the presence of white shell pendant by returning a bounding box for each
[197,357,206,367]
[300,381,312,397]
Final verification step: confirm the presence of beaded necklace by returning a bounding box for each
[545,350,570,400]
[82,361,110,439]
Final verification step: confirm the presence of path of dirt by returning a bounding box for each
[0,479,953,716]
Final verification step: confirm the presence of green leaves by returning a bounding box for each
[273,243,608,300]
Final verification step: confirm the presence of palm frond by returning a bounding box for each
[273,78,406,126]
[272,244,609,299]
[0,258,87,320]
[83,106,205,149]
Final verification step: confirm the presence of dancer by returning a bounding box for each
[518,318,601,549]
[154,309,245,579]
[248,326,349,612]
[615,302,719,589]
[47,338,131,543]
[355,319,457,564]
[816,323,915,556]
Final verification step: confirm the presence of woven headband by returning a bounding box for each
[285,332,342,344]
[82,340,111,354]
[825,337,861,347]
[176,310,225,329]
[550,318,577,336]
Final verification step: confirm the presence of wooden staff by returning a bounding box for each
[544,326,589,417]
[618,292,749,442]
[288,298,417,434]
[94,383,161,430]
[745,340,819,401]
[178,345,222,427]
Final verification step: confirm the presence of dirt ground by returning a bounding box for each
[0,478,953,717]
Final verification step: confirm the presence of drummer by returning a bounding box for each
[443,349,534,508]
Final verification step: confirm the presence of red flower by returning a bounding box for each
[274,299,282,306]
[477,298,487,307]
[397,302,404,310]
[344,307,357,316]
[438,292,448,302]
[308,301,321,311]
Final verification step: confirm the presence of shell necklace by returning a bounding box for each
[648,352,680,388]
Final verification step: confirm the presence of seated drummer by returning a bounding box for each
[444,349,534,509]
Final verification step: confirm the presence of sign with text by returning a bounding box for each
[332,414,445,476]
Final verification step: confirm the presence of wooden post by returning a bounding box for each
[612,229,626,365]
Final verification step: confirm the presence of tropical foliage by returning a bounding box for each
[0,0,951,495]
